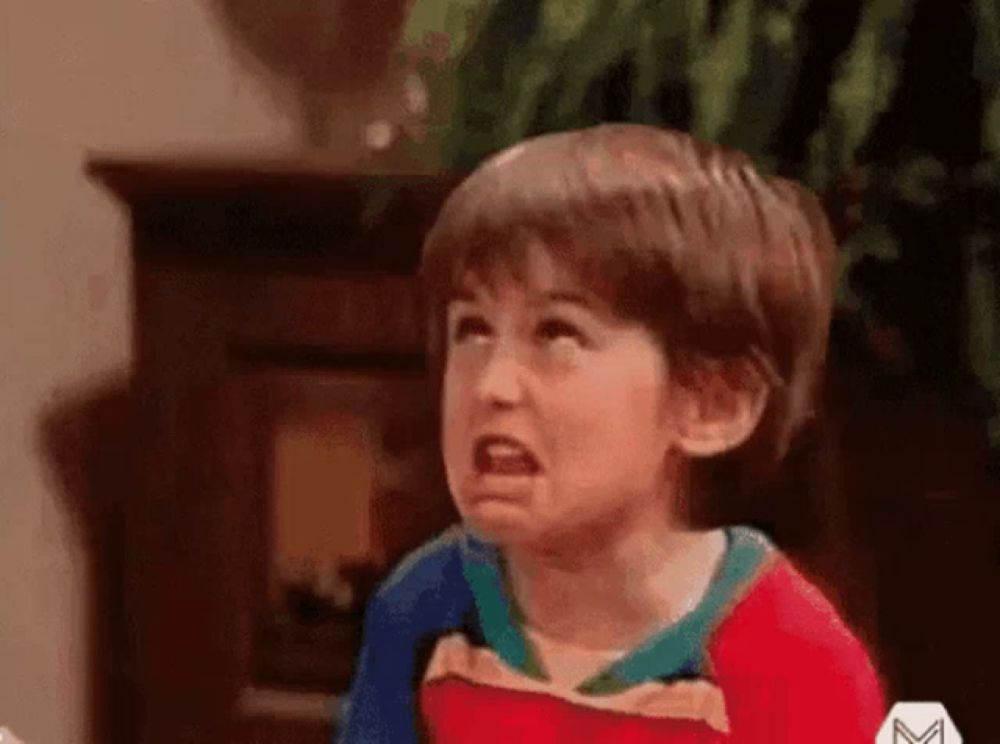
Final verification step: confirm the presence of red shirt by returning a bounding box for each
[340,526,887,743]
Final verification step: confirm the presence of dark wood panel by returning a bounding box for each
[98,165,460,744]
[126,262,247,744]
[223,272,425,353]
[231,716,333,744]
[88,155,462,270]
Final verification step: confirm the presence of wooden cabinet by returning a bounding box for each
[88,155,461,744]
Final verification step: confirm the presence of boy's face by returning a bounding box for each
[441,243,679,548]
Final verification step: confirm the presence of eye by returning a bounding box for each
[535,317,587,348]
[451,315,492,344]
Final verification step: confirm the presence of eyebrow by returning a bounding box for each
[545,291,595,309]
[447,289,597,310]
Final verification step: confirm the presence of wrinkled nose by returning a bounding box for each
[474,346,526,408]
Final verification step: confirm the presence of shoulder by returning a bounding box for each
[710,553,886,737]
[711,553,883,678]
[339,530,470,744]
[366,525,472,634]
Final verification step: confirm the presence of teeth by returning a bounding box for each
[475,437,539,474]
[487,443,528,458]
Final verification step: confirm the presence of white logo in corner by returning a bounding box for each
[0,727,26,744]
[876,702,962,743]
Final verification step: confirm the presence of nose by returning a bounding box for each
[474,344,526,408]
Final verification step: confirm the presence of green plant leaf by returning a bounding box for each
[973,0,1000,157]
[629,0,709,125]
[444,0,558,166]
[716,0,809,163]
[689,0,756,143]
[806,0,917,191]
[404,0,497,58]
[540,0,647,125]
[891,155,949,208]
[967,230,1000,446]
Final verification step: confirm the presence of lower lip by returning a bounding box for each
[465,471,538,501]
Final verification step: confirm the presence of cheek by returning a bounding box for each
[554,371,668,454]
[441,361,470,414]
[440,368,471,461]
[542,384,618,463]
[561,366,654,422]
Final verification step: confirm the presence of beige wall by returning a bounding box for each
[0,3,293,742]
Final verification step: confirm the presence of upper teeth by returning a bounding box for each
[488,443,527,458]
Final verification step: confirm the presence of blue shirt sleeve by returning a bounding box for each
[333,528,476,743]
[334,591,422,744]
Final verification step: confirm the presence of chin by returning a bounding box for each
[457,497,549,547]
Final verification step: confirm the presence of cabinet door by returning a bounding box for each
[226,365,453,693]
[128,266,455,744]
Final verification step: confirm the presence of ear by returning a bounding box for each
[667,355,770,458]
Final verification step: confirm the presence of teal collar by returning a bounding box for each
[459,525,775,694]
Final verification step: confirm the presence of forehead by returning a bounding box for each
[448,240,615,307]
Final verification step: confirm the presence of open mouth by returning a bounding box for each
[473,435,541,476]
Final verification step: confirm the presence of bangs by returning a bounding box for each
[420,124,832,386]
[420,130,685,325]
[426,217,648,313]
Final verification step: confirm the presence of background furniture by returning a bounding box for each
[89,155,461,743]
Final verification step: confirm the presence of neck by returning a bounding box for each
[503,504,726,651]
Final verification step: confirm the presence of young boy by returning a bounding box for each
[336,124,886,742]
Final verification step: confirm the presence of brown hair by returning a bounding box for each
[419,124,835,493]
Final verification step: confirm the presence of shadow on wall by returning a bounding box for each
[37,373,136,744]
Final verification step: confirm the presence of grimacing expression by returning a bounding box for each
[441,243,681,548]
